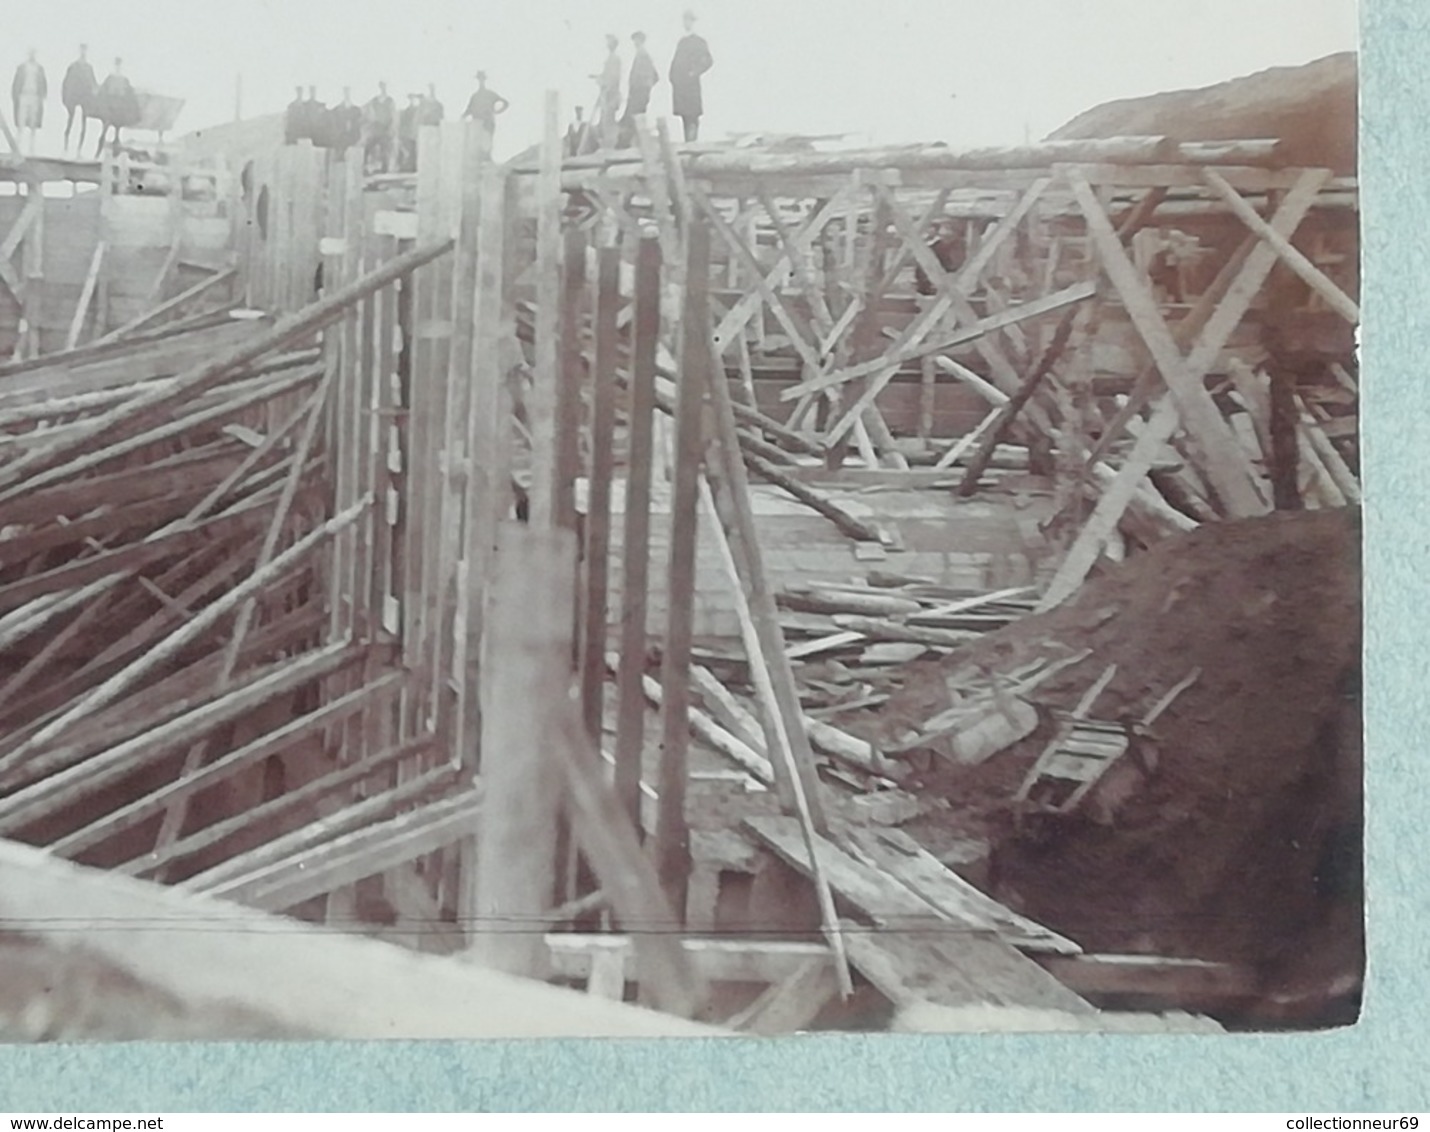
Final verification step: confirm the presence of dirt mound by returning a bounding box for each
[892,508,1361,1014]
[1049,52,1357,176]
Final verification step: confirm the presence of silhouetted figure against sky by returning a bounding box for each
[420,83,444,127]
[398,92,422,171]
[328,86,362,152]
[463,71,509,141]
[284,85,305,144]
[669,10,712,142]
[623,31,658,130]
[94,58,139,156]
[364,81,397,173]
[12,50,47,155]
[62,45,96,155]
[566,105,596,156]
[301,86,326,142]
[591,34,621,149]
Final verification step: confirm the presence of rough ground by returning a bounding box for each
[867,508,1362,1025]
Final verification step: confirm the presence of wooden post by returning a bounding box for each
[653,220,711,916]
[579,246,621,743]
[556,225,588,536]
[613,234,661,832]
[527,92,564,530]
[468,522,575,977]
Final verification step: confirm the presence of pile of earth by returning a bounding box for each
[1049,52,1357,177]
[858,507,1362,1021]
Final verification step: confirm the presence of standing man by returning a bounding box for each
[397,92,422,171]
[669,10,712,142]
[284,85,306,144]
[327,86,363,153]
[11,50,47,155]
[420,83,444,127]
[590,35,621,150]
[94,58,139,156]
[363,81,397,173]
[462,71,510,143]
[618,30,659,147]
[301,86,327,144]
[61,45,97,155]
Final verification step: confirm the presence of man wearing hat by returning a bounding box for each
[463,71,510,143]
[668,10,712,142]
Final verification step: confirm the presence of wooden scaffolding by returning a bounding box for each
[0,94,1358,1030]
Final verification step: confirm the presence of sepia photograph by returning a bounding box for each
[0,0,1360,1041]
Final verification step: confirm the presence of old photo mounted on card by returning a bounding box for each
[0,0,1360,1039]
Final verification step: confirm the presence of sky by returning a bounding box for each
[13,0,1358,160]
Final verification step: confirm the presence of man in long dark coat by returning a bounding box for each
[284,85,306,144]
[94,59,140,156]
[668,10,712,142]
[62,44,97,155]
[326,87,363,153]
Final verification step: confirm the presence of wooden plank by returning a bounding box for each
[728,957,840,1035]
[0,643,363,833]
[0,239,454,501]
[1067,168,1285,518]
[547,933,830,984]
[555,225,588,536]
[54,674,403,857]
[198,788,477,911]
[613,234,661,831]
[65,240,106,350]
[840,827,1080,954]
[579,246,621,743]
[124,732,431,880]
[0,836,723,1039]
[1203,168,1359,324]
[551,687,707,1018]
[843,928,1094,1015]
[6,498,367,760]
[468,522,573,977]
[526,92,564,529]
[653,220,712,914]
[749,817,1092,1015]
[438,119,490,745]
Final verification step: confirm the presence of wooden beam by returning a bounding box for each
[65,241,107,351]
[0,837,726,1038]
[122,732,430,879]
[0,239,453,499]
[0,643,363,834]
[613,233,661,831]
[6,498,367,760]
[653,220,712,915]
[468,522,573,977]
[552,689,707,1018]
[579,245,621,744]
[1066,169,1268,518]
[1203,168,1359,324]
[526,92,565,530]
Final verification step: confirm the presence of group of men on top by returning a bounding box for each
[9,45,141,157]
[569,10,713,155]
[284,73,509,174]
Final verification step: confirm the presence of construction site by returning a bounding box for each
[0,50,1361,1040]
